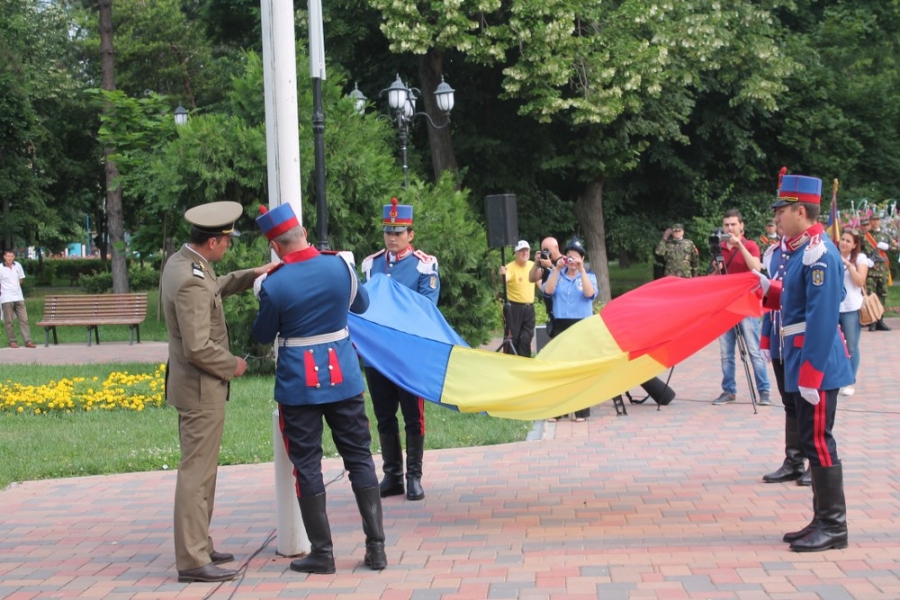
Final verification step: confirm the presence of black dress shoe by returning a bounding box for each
[177,563,238,583]
[210,550,234,565]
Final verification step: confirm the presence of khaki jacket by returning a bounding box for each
[161,245,257,409]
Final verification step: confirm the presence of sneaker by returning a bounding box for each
[840,386,855,396]
[712,392,736,405]
[9,342,19,349]
[25,341,36,349]
[758,391,772,405]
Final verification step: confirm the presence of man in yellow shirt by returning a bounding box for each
[498,240,537,356]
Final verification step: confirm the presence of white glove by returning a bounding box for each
[752,270,770,294]
[761,349,771,362]
[253,273,267,298]
[877,241,890,251]
[799,386,820,405]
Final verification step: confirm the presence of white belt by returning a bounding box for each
[782,322,806,336]
[277,328,349,347]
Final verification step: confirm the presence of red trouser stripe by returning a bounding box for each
[812,391,832,466]
[278,409,302,497]
[417,396,426,434]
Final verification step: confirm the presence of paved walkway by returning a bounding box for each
[2,322,900,598]
[0,341,169,366]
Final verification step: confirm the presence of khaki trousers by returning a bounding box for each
[173,404,226,570]
[2,301,32,344]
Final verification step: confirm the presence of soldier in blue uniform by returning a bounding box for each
[759,226,810,487]
[252,204,387,574]
[361,198,439,501]
[761,172,853,553]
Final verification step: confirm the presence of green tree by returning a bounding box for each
[114,50,499,351]
[368,0,796,301]
[0,0,99,256]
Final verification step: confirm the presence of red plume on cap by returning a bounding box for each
[391,197,398,208]
[258,205,269,215]
[777,166,787,189]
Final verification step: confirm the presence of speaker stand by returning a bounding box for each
[496,246,518,356]
[612,395,628,416]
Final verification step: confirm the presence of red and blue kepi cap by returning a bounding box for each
[772,167,822,209]
[383,197,413,233]
[256,204,300,240]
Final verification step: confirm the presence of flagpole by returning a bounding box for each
[829,179,840,244]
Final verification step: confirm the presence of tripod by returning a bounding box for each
[496,247,518,355]
[714,253,760,413]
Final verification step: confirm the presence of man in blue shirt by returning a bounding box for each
[361,198,439,501]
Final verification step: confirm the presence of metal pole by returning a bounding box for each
[398,116,409,189]
[260,0,307,558]
[260,0,302,219]
[312,79,327,249]
[309,0,328,249]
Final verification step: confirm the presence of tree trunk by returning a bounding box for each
[99,0,128,293]
[574,177,611,304]
[2,195,9,251]
[418,50,458,184]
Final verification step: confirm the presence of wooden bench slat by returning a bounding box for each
[35,294,149,347]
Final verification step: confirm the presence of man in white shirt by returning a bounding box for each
[1,249,35,348]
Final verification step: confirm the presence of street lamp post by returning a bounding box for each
[349,82,367,116]
[173,104,188,126]
[374,74,455,188]
[309,0,329,250]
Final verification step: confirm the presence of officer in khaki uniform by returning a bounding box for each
[161,201,274,583]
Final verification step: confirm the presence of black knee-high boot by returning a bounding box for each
[405,434,425,501]
[763,416,806,483]
[378,434,405,498]
[354,486,387,570]
[290,493,336,574]
[790,464,848,552]
[783,473,819,542]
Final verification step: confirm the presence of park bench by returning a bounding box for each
[35,294,148,347]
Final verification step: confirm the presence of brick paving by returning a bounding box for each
[2,322,900,598]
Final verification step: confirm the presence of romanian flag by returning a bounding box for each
[349,273,764,421]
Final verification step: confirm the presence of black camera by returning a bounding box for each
[708,228,727,267]
[540,249,550,260]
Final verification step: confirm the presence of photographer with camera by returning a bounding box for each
[529,237,564,336]
[654,223,699,278]
[542,237,598,422]
[710,208,772,406]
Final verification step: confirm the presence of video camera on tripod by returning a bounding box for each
[708,227,729,268]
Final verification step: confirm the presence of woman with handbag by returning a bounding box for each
[837,229,872,396]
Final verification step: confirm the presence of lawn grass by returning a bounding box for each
[0,363,533,489]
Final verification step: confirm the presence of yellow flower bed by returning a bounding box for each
[1,364,167,414]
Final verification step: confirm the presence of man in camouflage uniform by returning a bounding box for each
[655,223,699,278]
[759,220,780,248]
[862,212,896,331]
